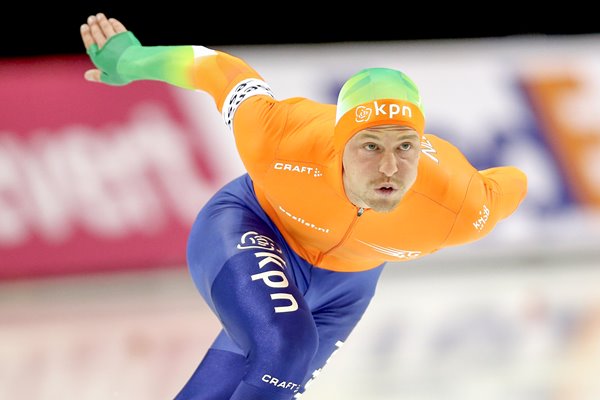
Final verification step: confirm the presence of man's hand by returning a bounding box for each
[80,13,128,83]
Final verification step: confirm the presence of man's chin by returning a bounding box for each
[366,197,402,213]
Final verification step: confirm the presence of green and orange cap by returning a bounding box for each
[334,67,425,152]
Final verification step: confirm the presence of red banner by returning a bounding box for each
[0,55,223,279]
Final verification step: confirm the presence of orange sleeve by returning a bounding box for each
[228,96,290,182]
[480,166,529,218]
[190,50,264,113]
[443,165,528,246]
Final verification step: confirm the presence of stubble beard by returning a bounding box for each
[364,176,415,212]
[364,192,404,213]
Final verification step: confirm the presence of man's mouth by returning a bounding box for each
[375,185,397,195]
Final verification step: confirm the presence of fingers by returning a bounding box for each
[82,13,126,50]
[84,69,102,83]
[109,18,127,34]
[96,13,117,38]
[87,14,108,48]
[80,23,94,50]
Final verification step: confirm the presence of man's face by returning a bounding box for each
[342,125,421,213]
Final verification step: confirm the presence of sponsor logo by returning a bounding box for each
[261,375,301,393]
[238,231,298,314]
[273,162,322,177]
[237,231,282,253]
[420,135,439,164]
[0,106,210,246]
[473,204,490,232]
[355,101,413,123]
[278,206,330,233]
[357,239,421,259]
[355,105,372,122]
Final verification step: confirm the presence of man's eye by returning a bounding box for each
[400,143,412,151]
[365,143,378,151]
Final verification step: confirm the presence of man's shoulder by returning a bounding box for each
[280,97,336,129]
[281,96,311,105]
[414,133,477,213]
[282,97,335,111]
[248,96,334,123]
[420,133,474,169]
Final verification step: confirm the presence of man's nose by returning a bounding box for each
[378,151,398,177]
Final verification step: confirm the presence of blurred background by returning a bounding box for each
[1,3,599,399]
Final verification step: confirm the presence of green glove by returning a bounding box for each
[86,31,141,86]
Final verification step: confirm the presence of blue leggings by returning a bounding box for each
[175,174,384,400]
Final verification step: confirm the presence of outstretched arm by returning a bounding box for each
[80,13,267,113]
[80,12,282,180]
[80,13,201,89]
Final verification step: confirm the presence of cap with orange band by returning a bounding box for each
[333,68,426,152]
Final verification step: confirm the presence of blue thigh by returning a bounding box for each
[184,176,318,399]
